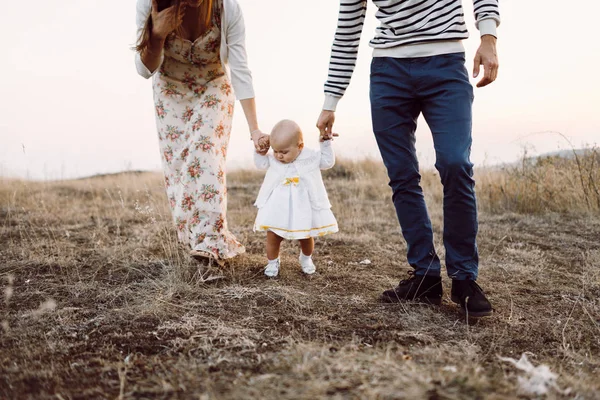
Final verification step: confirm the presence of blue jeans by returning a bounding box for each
[369,53,478,280]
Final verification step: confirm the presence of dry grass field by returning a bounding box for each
[1,149,599,399]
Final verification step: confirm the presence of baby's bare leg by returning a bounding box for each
[299,237,314,256]
[266,231,284,260]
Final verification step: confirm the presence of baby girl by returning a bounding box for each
[253,120,338,277]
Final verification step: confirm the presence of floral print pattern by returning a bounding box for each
[201,94,221,110]
[156,99,168,119]
[152,0,244,260]
[196,136,215,153]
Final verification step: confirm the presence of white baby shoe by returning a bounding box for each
[264,258,280,278]
[299,252,316,275]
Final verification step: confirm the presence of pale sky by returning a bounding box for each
[1,0,599,180]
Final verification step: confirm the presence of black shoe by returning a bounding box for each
[381,272,443,305]
[451,279,493,317]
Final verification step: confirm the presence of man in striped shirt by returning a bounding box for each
[317,0,500,317]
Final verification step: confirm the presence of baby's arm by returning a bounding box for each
[319,140,335,170]
[254,151,270,171]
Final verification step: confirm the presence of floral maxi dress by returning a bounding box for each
[152,1,244,260]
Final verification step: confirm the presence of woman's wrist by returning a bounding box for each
[147,33,166,54]
[151,36,168,47]
[250,129,262,139]
[151,23,171,42]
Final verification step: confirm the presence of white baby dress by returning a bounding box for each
[253,141,338,240]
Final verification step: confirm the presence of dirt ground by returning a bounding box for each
[1,167,599,399]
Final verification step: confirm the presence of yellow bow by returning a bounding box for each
[283,176,300,186]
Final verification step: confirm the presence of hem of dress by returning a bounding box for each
[254,224,338,240]
[190,244,246,260]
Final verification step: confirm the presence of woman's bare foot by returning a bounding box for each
[189,250,226,267]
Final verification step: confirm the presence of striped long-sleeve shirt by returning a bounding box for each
[323,0,500,111]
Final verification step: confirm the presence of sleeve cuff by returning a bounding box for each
[323,95,341,112]
[135,51,163,79]
[320,140,332,148]
[477,18,498,38]
[235,86,255,101]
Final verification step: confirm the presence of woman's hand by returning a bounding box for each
[151,0,186,40]
[252,130,270,155]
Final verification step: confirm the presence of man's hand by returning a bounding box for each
[319,133,339,142]
[317,110,336,140]
[473,35,498,88]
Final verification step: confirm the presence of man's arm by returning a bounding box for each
[472,0,501,87]
[323,0,367,111]
[317,0,367,139]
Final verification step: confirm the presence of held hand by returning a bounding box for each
[320,132,339,142]
[473,35,499,88]
[151,0,186,40]
[317,110,336,140]
[252,130,270,155]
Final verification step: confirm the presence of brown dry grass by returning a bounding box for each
[1,154,599,399]
[478,147,600,214]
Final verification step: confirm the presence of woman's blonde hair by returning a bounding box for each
[136,0,214,54]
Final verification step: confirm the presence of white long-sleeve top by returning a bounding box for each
[323,0,501,111]
[134,0,255,100]
[254,141,336,210]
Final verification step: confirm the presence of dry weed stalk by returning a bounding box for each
[477,145,600,214]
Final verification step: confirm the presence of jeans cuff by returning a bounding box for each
[448,272,478,280]
[415,269,441,278]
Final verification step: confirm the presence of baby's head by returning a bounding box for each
[270,120,304,164]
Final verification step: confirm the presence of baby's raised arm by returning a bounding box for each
[319,140,335,170]
[254,151,270,171]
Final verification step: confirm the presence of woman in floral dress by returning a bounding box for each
[135,0,268,263]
